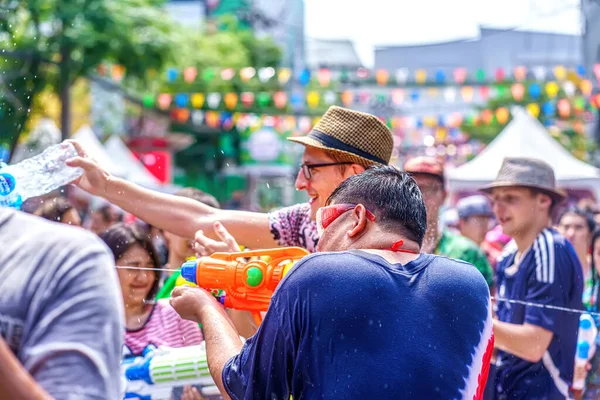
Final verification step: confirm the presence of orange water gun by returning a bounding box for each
[180,247,309,324]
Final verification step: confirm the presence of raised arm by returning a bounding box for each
[66,140,278,248]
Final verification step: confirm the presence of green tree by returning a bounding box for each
[460,82,595,160]
[126,15,283,112]
[0,0,175,159]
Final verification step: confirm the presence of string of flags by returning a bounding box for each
[99,63,600,87]
[176,100,595,137]
[147,88,600,117]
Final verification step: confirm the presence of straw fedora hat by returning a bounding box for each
[287,106,393,167]
[479,157,565,204]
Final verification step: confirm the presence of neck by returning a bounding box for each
[513,220,548,254]
[576,250,591,276]
[357,233,421,257]
[124,301,147,322]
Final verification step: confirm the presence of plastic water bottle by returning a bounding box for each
[0,142,83,209]
[573,313,598,390]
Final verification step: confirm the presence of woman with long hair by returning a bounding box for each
[99,223,205,400]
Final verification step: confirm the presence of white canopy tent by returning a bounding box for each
[72,126,127,177]
[103,136,163,188]
[447,107,600,197]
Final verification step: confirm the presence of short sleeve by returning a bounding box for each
[20,237,125,400]
[524,238,574,333]
[268,203,319,252]
[222,281,297,399]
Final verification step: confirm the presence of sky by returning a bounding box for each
[304,0,582,67]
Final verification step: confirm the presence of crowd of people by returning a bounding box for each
[0,105,598,399]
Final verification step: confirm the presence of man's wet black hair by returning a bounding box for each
[326,165,427,246]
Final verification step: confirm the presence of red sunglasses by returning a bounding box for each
[316,203,376,236]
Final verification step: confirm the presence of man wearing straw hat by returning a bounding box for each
[481,157,583,400]
[66,106,394,254]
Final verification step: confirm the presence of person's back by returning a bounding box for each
[0,207,124,399]
[223,251,493,399]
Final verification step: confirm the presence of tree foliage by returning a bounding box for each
[0,0,175,159]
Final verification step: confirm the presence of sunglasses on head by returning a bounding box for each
[316,203,376,237]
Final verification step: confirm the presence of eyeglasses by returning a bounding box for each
[316,203,376,236]
[300,162,353,180]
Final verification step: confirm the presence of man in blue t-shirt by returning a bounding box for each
[480,157,583,400]
[171,166,494,400]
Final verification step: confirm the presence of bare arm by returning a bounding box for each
[103,177,275,246]
[170,287,244,399]
[66,140,278,247]
[0,338,53,400]
[493,319,553,363]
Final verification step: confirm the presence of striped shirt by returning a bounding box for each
[495,228,583,399]
[124,299,203,355]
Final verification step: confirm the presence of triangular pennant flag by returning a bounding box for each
[391,89,405,105]
[306,91,320,108]
[532,66,546,81]
[273,92,287,109]
[324,91,337,105]
[191,93,205,109]
[356,68,370,79]
[461,86,474,102]
[553,65,567,81]
[258,67,275,83]
[341,91,354,106]
[395,68,409,85]
[562,81,576,98]
[415,69,427,84]
[278,68,292,84]
[220,68,235,81]
[317,68,332,87]
[511,83,525,101]
[375,69,389,86]
[207,93,221,109]
[157,93,172,110]
[241,92,255,108]
[191,110,205,126]
[580,80,593,96]
[557,98,571,118]
[453,68,467,84]
[513,66,527,82]
[224,93,238,110]
[183,67,198,83]
[240,67,256,81]
[545,82,559,98]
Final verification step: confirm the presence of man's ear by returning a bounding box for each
[537,192,552,211]
[344,164,365,179]
[347,204,369,238]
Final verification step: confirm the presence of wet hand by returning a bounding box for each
[181,386,205,400]
[170,286,220,323]
[65,139,111,195]
[194,221,240,257]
